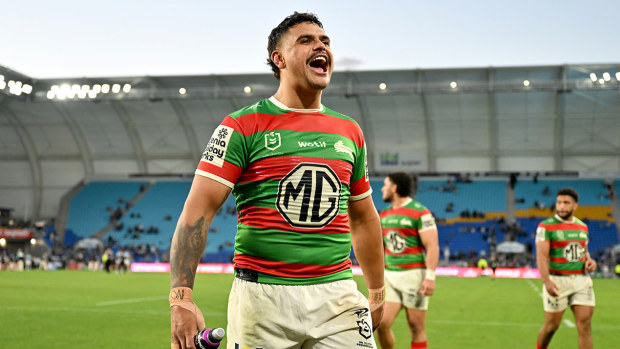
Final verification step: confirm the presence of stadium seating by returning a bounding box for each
[514,179,611,210]
[371,178,508,219]
[65,181,147,240]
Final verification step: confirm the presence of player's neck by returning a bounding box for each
[274,84,323,110]
[391,196,411,209]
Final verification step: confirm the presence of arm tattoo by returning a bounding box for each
[170,216,207,288]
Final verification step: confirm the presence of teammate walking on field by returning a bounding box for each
[169,12,385,349]
[375,172,439,349]
[535,188,596,349]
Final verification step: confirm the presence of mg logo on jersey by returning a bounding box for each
[563,242,585,262]
[385,230,407,253]
[265,132,281,150]
[276,163,341,228]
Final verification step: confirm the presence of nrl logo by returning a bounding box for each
[265,131,281,150]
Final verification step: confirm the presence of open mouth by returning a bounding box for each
[308,55,329,74]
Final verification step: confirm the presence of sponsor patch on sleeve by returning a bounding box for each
[420,213,436,230]
[201,125,234,168]
[535,226,546,241]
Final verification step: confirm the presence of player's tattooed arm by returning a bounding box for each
[170,216,207,289]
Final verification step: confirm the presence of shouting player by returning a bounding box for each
[169,12,385,349]
[535,187,596,349]
[376,172,439,349]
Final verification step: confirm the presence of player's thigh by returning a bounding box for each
[404,308,427,332]
[571,304,594,329]
[378,301,402,329]
[543,311,565,330]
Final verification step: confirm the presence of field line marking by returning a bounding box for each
[96,296,168,306]
[563,319,576,328]
[526,279,543,298]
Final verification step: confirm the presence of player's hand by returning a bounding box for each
[370,302,384,331]
[543,279,559,297]
[585,258,597,272]
[171,303,205,349]
[418,279,435,296]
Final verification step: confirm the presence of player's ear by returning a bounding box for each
[272,51,285,69]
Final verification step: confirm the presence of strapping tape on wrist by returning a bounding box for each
[368,285,385,312]
[425,270,436,281]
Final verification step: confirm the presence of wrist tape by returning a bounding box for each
[368,285,386,312]
[425,270,436,281]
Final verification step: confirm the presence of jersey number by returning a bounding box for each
[276,163,341,228]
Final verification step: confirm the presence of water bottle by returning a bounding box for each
[194,328,225,349]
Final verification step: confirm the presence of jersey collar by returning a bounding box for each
[269,96,324,113]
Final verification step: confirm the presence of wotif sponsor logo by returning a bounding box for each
[298,140,327,148]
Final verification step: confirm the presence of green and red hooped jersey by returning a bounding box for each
[535,215,589,275]
[379,199,436,271]
[195,97,372,285]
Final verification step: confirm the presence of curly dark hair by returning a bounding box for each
[266,12,323,80]
[557,187,579,203]
[387,172,416,197]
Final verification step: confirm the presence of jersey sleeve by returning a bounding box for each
[418,211,437,232]
[535,223,548,242]
[348,139,372,201]
[195,116,247,188]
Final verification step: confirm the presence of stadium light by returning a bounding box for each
[243,86,252,94]
[30,238,36,245]
[179,88,187,95]
[47,91,55,100]
[88,90,97,99]
[112,84,121,93]
[22,84,33,94]
[598,78,604,85]
[0,238,5,247]
[616,72,620,81]
[602,72,611,81]
[123,84,132,93]
[450,81,458,88]
[0,80,5,90]
[101,84,110,94]
[523,80,530,87]
[379,82,387,90]
[92,84,102,93]
[589,73,597,82]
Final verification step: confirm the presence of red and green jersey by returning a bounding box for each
[535,215,589,275]
[196,97,371,285]
[379,198,436,271]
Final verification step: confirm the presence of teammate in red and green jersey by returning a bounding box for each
[535,187,596,349]
[169,12,385,349]
[375,172,439,349]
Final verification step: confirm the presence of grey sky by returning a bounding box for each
[3,0,619,78]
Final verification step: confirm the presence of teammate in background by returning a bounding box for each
[169,12,385,349]
[535,188,596,349]
[376,172,439,349]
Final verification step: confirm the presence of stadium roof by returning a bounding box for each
[1,63,619,219]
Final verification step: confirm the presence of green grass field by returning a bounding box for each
[0,271,618,348]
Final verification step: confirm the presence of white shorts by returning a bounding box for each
[542,274,595,312]
[227,277,377,349]
[385,269,429,311]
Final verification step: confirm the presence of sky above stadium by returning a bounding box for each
[4,0,619,78]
